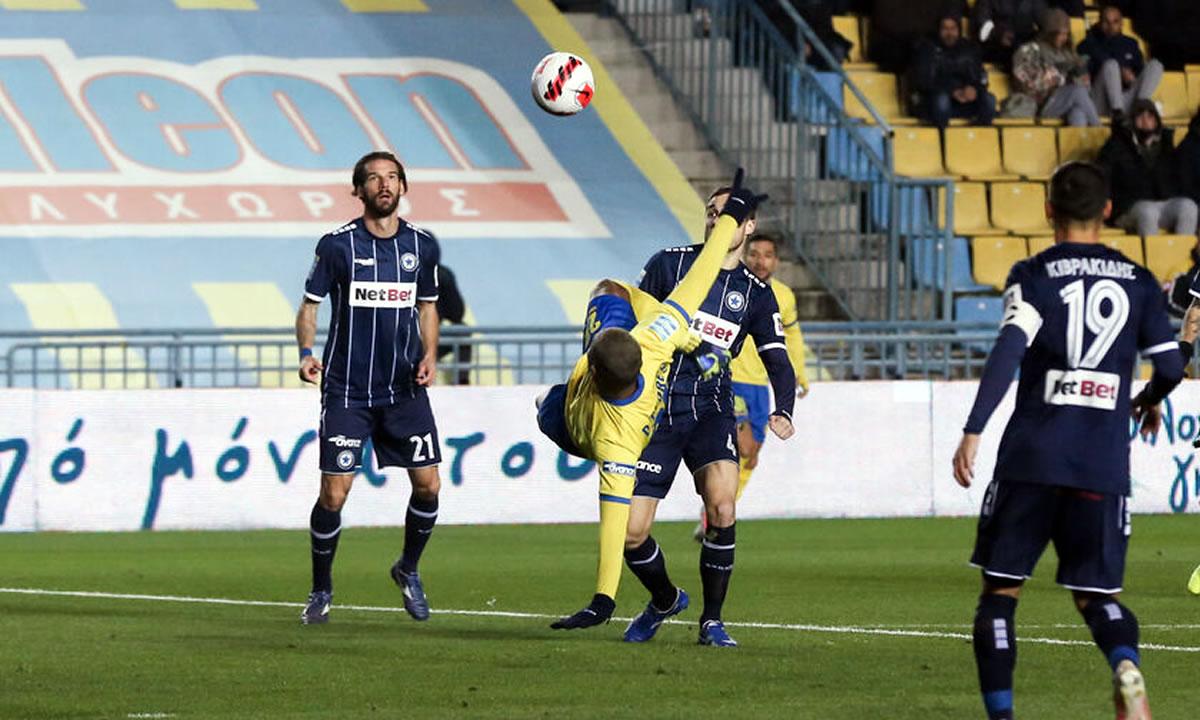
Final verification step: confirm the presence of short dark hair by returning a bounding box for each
[587,329,642,398]
[1099,2,1122,16]
[1049,162,1110,225]
[746,232,780,252]
[352,151,407,192]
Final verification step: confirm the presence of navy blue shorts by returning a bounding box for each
[634,400,738,499]
[319,390,442,473]
[536,382,585,458]
[970,480,1131,593]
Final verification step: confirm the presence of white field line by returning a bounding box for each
[1,586,1198,653]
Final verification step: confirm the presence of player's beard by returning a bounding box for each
[365,191,400,219]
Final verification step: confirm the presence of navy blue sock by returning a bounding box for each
[309,502,341,594]
[973,593,1017,720]
[624,537,677,610]
[1081,598,1140,669]
[699,523,735,623]
[400,494,438,574]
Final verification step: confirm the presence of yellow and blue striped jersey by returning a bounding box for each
[729,276,808,390]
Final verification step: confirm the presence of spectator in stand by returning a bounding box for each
[868,0,967,74]
[971,1,1084,68]
[1078,2,1162,119]
[1098,99,1198,236]
[910,11,996,128]
[1176,111,1200,208]
[1006,9,1099,126]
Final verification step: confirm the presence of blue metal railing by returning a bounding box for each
[607,0,958,322]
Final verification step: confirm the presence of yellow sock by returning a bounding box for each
[596,496,631,599]
[735,460,753,502]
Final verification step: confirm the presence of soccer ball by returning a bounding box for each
[531,52,595,116]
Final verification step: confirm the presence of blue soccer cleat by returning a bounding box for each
[390,562,430,621]
[623,588,690,643]
[698,619,738,647]
[300,590,331,625]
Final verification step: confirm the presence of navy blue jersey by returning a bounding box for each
[304,218,440,409]
[995,243,1176,494]
[638,244,788,410]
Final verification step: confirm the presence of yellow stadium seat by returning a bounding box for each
[894,127,945,177]
[1101,235,1145,264]
[1154,72,1193,122]
[948,181,995,235]
[1058,126,1111,163]
[833,16,862,63]
[844,71,913,123]
[1069,17,1086,47]
[990,182,1051,234]
[1002,126,1058,180]
[972,236,1028,290]
[987,71,1010,104]
[1027,236,1055,255]
[1144,234,1197,283]
[944,127,1019,180]
[1188,73,1200,115]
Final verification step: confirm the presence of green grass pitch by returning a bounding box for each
[1,516,1197,719]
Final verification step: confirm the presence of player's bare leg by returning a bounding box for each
[390,465,441,621]
[622,497,690,641]
[302,472,354,624]
[696,460,739,647]
[1072,591,1150,720]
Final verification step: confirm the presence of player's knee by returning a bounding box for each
[318,482,350,512]
[1073,590,1116,614]
[411,470,441,499]
[705,497,736,527]
[624,525,650,549]
[589,278,630,302]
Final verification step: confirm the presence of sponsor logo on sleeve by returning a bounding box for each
[349,281,417,308]
[689,311,739,349]
[648,312,680,342]
[1043,369,1120,410]
[773,312,784,336]
[601,461,637,477]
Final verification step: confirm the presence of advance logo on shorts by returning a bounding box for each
[690,311,739,349]
[1044,369,1121,410]
[350,281,417,309]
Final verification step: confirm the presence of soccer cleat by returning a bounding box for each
[550,593,615,630]
[390,562,430,621]
[1188,564,1200,595]
[300,591,331,625]
[698,619,738,647]
[1113,659,1151,720]
[624,588,690,643]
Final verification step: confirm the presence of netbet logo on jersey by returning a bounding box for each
[1043,368,1120,410]
[350,281,416,308]
[690,311,738,349]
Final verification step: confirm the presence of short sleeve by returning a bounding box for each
[637,251,673,302]
[1000,261,1044,346]
[1140,274,1178,358]
[418,231,441,302]
[304,234,339,302]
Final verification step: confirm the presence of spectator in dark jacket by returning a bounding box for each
[869,0,967,73]
[1077,3,1162,118]
[972,0,1046,68]
[1175,111,1200,207]
[1098,99,1199,236]
[911,12,996,127]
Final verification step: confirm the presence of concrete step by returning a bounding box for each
[794,289,847,321]
[612,0,692,16]
[670,149,727,179]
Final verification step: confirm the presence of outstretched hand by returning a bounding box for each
[718,167,769,227]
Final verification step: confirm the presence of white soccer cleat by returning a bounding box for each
[1112,659,1151,720]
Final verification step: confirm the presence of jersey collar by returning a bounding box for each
[604,374,645,407]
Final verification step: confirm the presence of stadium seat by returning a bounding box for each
[944,127,1018,180]
[987,71,1010,104]
[990,182,1051,234]
[1188,73,1200,115]
[946,181,995,235]
[1057,126,1110,163]
[1001,126,1057,180]
[894,127,945,177]
[1069,17,1086,47]
[803,71,845,124]
[844,71,914,124]
[972,236,1028,290]
[1154,72,1193,123]
[1027,236,1055,255]
[1101,234,1145,265]
[910,236,990,292]
[956,295,1003,324]
[826,125,886,181]
[833,15,864,64]
[1144,234,1197,283]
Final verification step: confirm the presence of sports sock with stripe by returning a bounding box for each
[1081,598,1140,670]
[624,537,677,610]
[399,494,438,574]
[699,523,735,623]
[310,502,342,594]
[973,593,1017,720]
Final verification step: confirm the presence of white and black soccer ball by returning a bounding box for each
[530,52,595,116]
